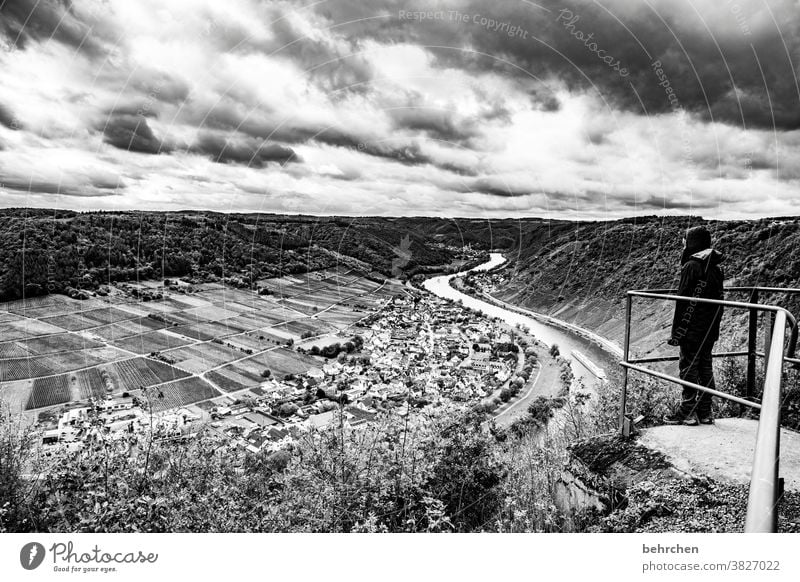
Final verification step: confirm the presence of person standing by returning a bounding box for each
[665,225,725,426]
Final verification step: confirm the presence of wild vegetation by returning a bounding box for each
[0,402,593,533]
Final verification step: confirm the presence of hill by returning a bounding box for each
[0,211,545,301]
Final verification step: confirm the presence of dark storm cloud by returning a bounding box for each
[0,175,123,196]
[0,0,109,56]
[388,107,479,142]
[201,2,374,95]
[621,195,715,210]
[129,70,191,105]
[0,103,20,130]
[268,15,374,94]
[106,103,159,118]
[309,127,431,165]
[318,0,800,130]
[458,177,532,197]
[191,133,299,167]
[197,101,437,167]
[101,114,167,154]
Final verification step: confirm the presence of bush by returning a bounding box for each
[0,410,44,532]
[2,398,593,533]
[528,396,557,426]
[279,403,299,417]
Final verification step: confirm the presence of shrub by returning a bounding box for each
[279,403,299,417]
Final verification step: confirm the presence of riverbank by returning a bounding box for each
[446,252,623,360]
[480,291,623,358]
[423,253,617,395]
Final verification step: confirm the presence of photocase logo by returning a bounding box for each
[20,542,46,570]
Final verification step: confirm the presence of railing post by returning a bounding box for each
[619,294,632,435]
[746,289,759,404]
[764,310,775,365]
[745,310,786,533]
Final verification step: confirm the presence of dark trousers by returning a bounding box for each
[678,340,715,418]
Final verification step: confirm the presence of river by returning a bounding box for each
[422,253,620,391]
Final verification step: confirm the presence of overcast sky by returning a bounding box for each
[1,0,799,219]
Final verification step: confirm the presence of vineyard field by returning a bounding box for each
[26,375,71,410]
[134,377,219,412]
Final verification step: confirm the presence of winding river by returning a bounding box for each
[423,253,621,390]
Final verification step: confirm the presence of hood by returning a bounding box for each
[683,247,725,267]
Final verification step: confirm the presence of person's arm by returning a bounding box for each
[669,261,701,344]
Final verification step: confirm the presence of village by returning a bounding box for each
[37,288,525,456]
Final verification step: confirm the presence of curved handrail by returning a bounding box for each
[620,290,794,532]
[626,290,798,358]
[636,286,800,295]
[745,310,786,532]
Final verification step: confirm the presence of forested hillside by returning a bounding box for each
[0,210,552,301]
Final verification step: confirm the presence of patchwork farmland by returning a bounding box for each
[0,268,402,418]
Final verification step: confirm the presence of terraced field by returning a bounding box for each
[16,333,104,354]
[217,347,320,384]
[0,269,401,415]
[74,367,108,400]
[162,342,242,373]
[26,375,71,410]
[205,369,251,392]
[0,342,30,359]
[90,317,169,342]
[133,377,220,412]
[105,357,190,392]
[225,329,290,352]
[0,317,65,341]
[111,330,195,354]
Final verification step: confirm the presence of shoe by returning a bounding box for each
[698,415,714,425]
[664,413,698,426]
[664,413,683,425]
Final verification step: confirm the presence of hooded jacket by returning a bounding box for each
[670,247,725,346]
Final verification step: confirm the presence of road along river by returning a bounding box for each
[422,253,621,392]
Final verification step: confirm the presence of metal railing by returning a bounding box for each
[618,286,800,532]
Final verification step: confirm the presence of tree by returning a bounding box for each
[279,403,299,417]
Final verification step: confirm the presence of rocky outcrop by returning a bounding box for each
[558,432,800,532]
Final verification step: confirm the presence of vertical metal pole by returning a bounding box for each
[619,294,632,435]
[746,289,759,409]
[745,310,785,532]
[764,310,775,365]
